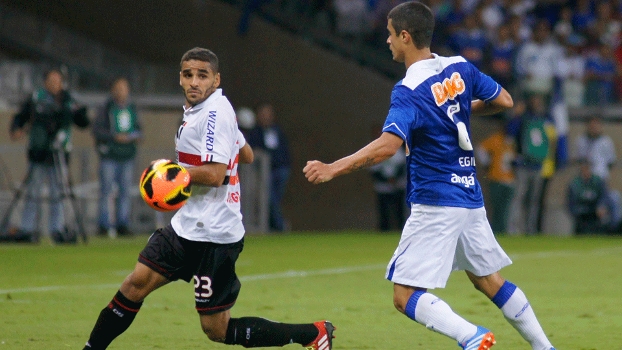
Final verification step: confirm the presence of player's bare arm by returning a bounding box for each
[304,132,403,185]
[471,88,513,117]
[239,143,254,164]
[187,162,227,187]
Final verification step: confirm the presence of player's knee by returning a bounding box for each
[127,271,154,289]
[124,272,146,288]
[120,273,154,301]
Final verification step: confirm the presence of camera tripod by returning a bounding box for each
[0,139,87,244]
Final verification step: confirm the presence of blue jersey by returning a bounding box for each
[383,54,501,208]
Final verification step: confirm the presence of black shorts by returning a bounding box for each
[138,224,244,315]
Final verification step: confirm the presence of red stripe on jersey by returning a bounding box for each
[178,151,203,166]
[227,154,240,185]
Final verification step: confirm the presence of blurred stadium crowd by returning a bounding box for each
[230,0,622,235]
[232,0,622,105]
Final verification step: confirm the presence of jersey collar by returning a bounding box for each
[405,53,442,76]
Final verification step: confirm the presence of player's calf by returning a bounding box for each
[83,290,143,350]
[223,317,334,349]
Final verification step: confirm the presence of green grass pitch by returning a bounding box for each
[1,232,621,349]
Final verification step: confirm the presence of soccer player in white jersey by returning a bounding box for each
[83,47,334,350]
[304,3,556,350]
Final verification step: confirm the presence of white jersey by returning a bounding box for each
[171,89,244,244]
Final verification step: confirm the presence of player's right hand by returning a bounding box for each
[303,160,333,185]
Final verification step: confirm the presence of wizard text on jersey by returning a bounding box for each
[205,111,216,151]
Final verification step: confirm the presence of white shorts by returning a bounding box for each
[385,204,512,289]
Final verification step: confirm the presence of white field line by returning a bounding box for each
[240,264,386,282]
[0,264,386,295]
[1,246,621,295]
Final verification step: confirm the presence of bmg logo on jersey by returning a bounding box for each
[431,72,465,106]
[450,173,475,188]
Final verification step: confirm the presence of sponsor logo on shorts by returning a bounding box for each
[450,173,475,188]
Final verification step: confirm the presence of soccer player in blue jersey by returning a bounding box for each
[303,2,556,350]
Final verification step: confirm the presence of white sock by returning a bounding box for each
[406,291,477,344]
[493,282,553,350]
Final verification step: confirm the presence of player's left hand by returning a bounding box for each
[303,160,333,185]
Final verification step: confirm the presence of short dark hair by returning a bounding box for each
[388,1,435,49]
[180,47,219,73]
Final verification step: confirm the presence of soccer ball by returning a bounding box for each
[139,159,192,212]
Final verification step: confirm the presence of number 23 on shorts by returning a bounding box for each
[194,275,213,298]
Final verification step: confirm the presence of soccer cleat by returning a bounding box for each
[459,326,496,350]
[305,321,335,350]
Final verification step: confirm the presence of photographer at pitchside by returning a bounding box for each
[8,68,89,243]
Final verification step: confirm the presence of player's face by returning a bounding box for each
[387,19,405,63]
[180,59,221,107]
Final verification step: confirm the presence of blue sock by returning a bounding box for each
[404,290,426,321]
[491,280,517,308]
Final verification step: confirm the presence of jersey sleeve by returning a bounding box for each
[237,129,247,148]
[200,105,236,165]
[383,85,417,145]
[470,63,502,103]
